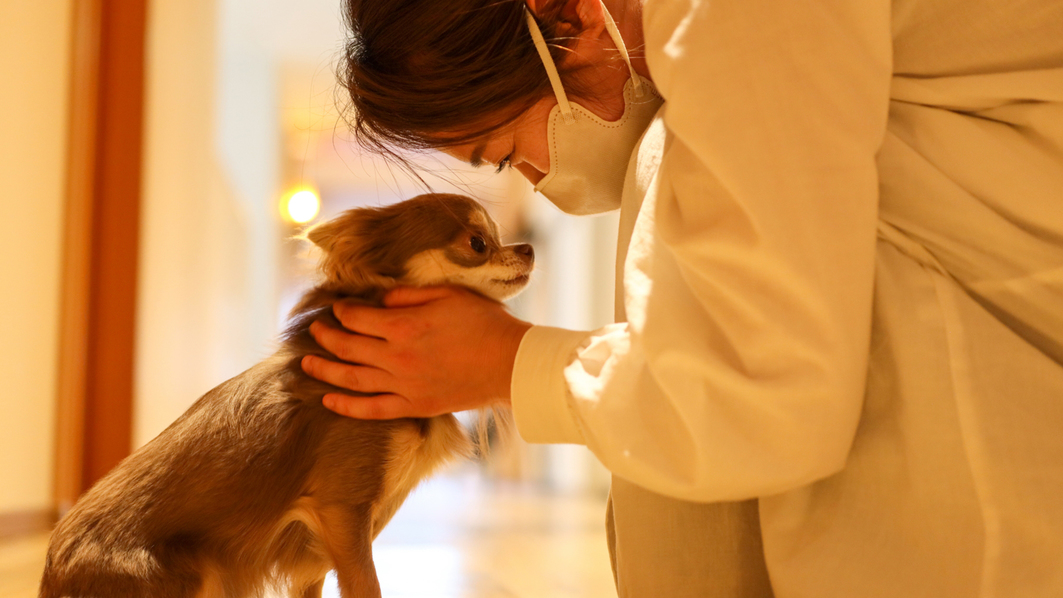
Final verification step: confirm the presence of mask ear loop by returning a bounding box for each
[525,9,577,124]
[598,0,644,97]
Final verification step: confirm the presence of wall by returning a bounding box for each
[0,0,73,513]
[508,203,619,495]
[135,0,281,446]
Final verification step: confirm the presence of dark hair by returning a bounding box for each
[337,0,581,158]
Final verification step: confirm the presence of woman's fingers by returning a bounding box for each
[300,355,394,394]
[309,320,387,365]
[302,287,528,421]
[331,300,392,338]
[322,392,416,420]
[382,285,457,308]
[330,288,460,345]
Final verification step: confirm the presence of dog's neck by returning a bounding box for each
[277,282,392,402]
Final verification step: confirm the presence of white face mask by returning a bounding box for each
[525,3,663,215]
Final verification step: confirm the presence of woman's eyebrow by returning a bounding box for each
[469,142,487,167]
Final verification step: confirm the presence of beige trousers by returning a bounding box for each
[606,476,774,598]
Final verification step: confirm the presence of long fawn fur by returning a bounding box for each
[39,193,534,598]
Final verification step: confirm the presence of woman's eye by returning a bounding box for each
[494,154,512,175]
[470,236,487,253]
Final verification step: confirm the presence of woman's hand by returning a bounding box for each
[300,286,532,419]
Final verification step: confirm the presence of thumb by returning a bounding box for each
[383,285,456,308]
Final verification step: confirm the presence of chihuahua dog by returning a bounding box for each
[39,193,534,598]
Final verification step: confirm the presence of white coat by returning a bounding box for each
[510,0,1063,595]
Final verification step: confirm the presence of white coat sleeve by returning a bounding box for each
[511,0,893,501]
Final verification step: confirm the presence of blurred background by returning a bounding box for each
[1,0,620,596]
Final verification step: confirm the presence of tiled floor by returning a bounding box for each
[368,469,615,598]
[1,468,617,598]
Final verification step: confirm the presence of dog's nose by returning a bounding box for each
[515,243,534,262]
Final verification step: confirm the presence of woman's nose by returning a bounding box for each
[515,162,546,185]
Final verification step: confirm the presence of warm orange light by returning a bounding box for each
[285,189,320,223]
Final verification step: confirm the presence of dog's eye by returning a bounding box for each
[470,236,487,254]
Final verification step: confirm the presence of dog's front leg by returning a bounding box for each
[315,505,381,598]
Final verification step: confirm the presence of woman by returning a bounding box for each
[302,0,1063,595]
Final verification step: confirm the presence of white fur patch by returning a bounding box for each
[403,249,466,286]
[402,248,531,301]
[371,416,470,537]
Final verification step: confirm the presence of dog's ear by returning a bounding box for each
[303,209,398,290]
[305,215,350,253]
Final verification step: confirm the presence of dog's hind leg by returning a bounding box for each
[315,505,380,598]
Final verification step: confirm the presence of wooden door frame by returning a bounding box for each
[54,0,147,514]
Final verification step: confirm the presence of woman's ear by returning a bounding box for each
[527,0,606,42]
[569,0,606,35]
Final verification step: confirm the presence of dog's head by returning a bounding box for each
[306,193,534,301]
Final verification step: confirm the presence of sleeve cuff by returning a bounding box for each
[510,325,590,445]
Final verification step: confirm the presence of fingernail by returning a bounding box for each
[322,395,335,410]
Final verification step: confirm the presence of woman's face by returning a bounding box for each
[441,0,640,184]
[442,96,558,185]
